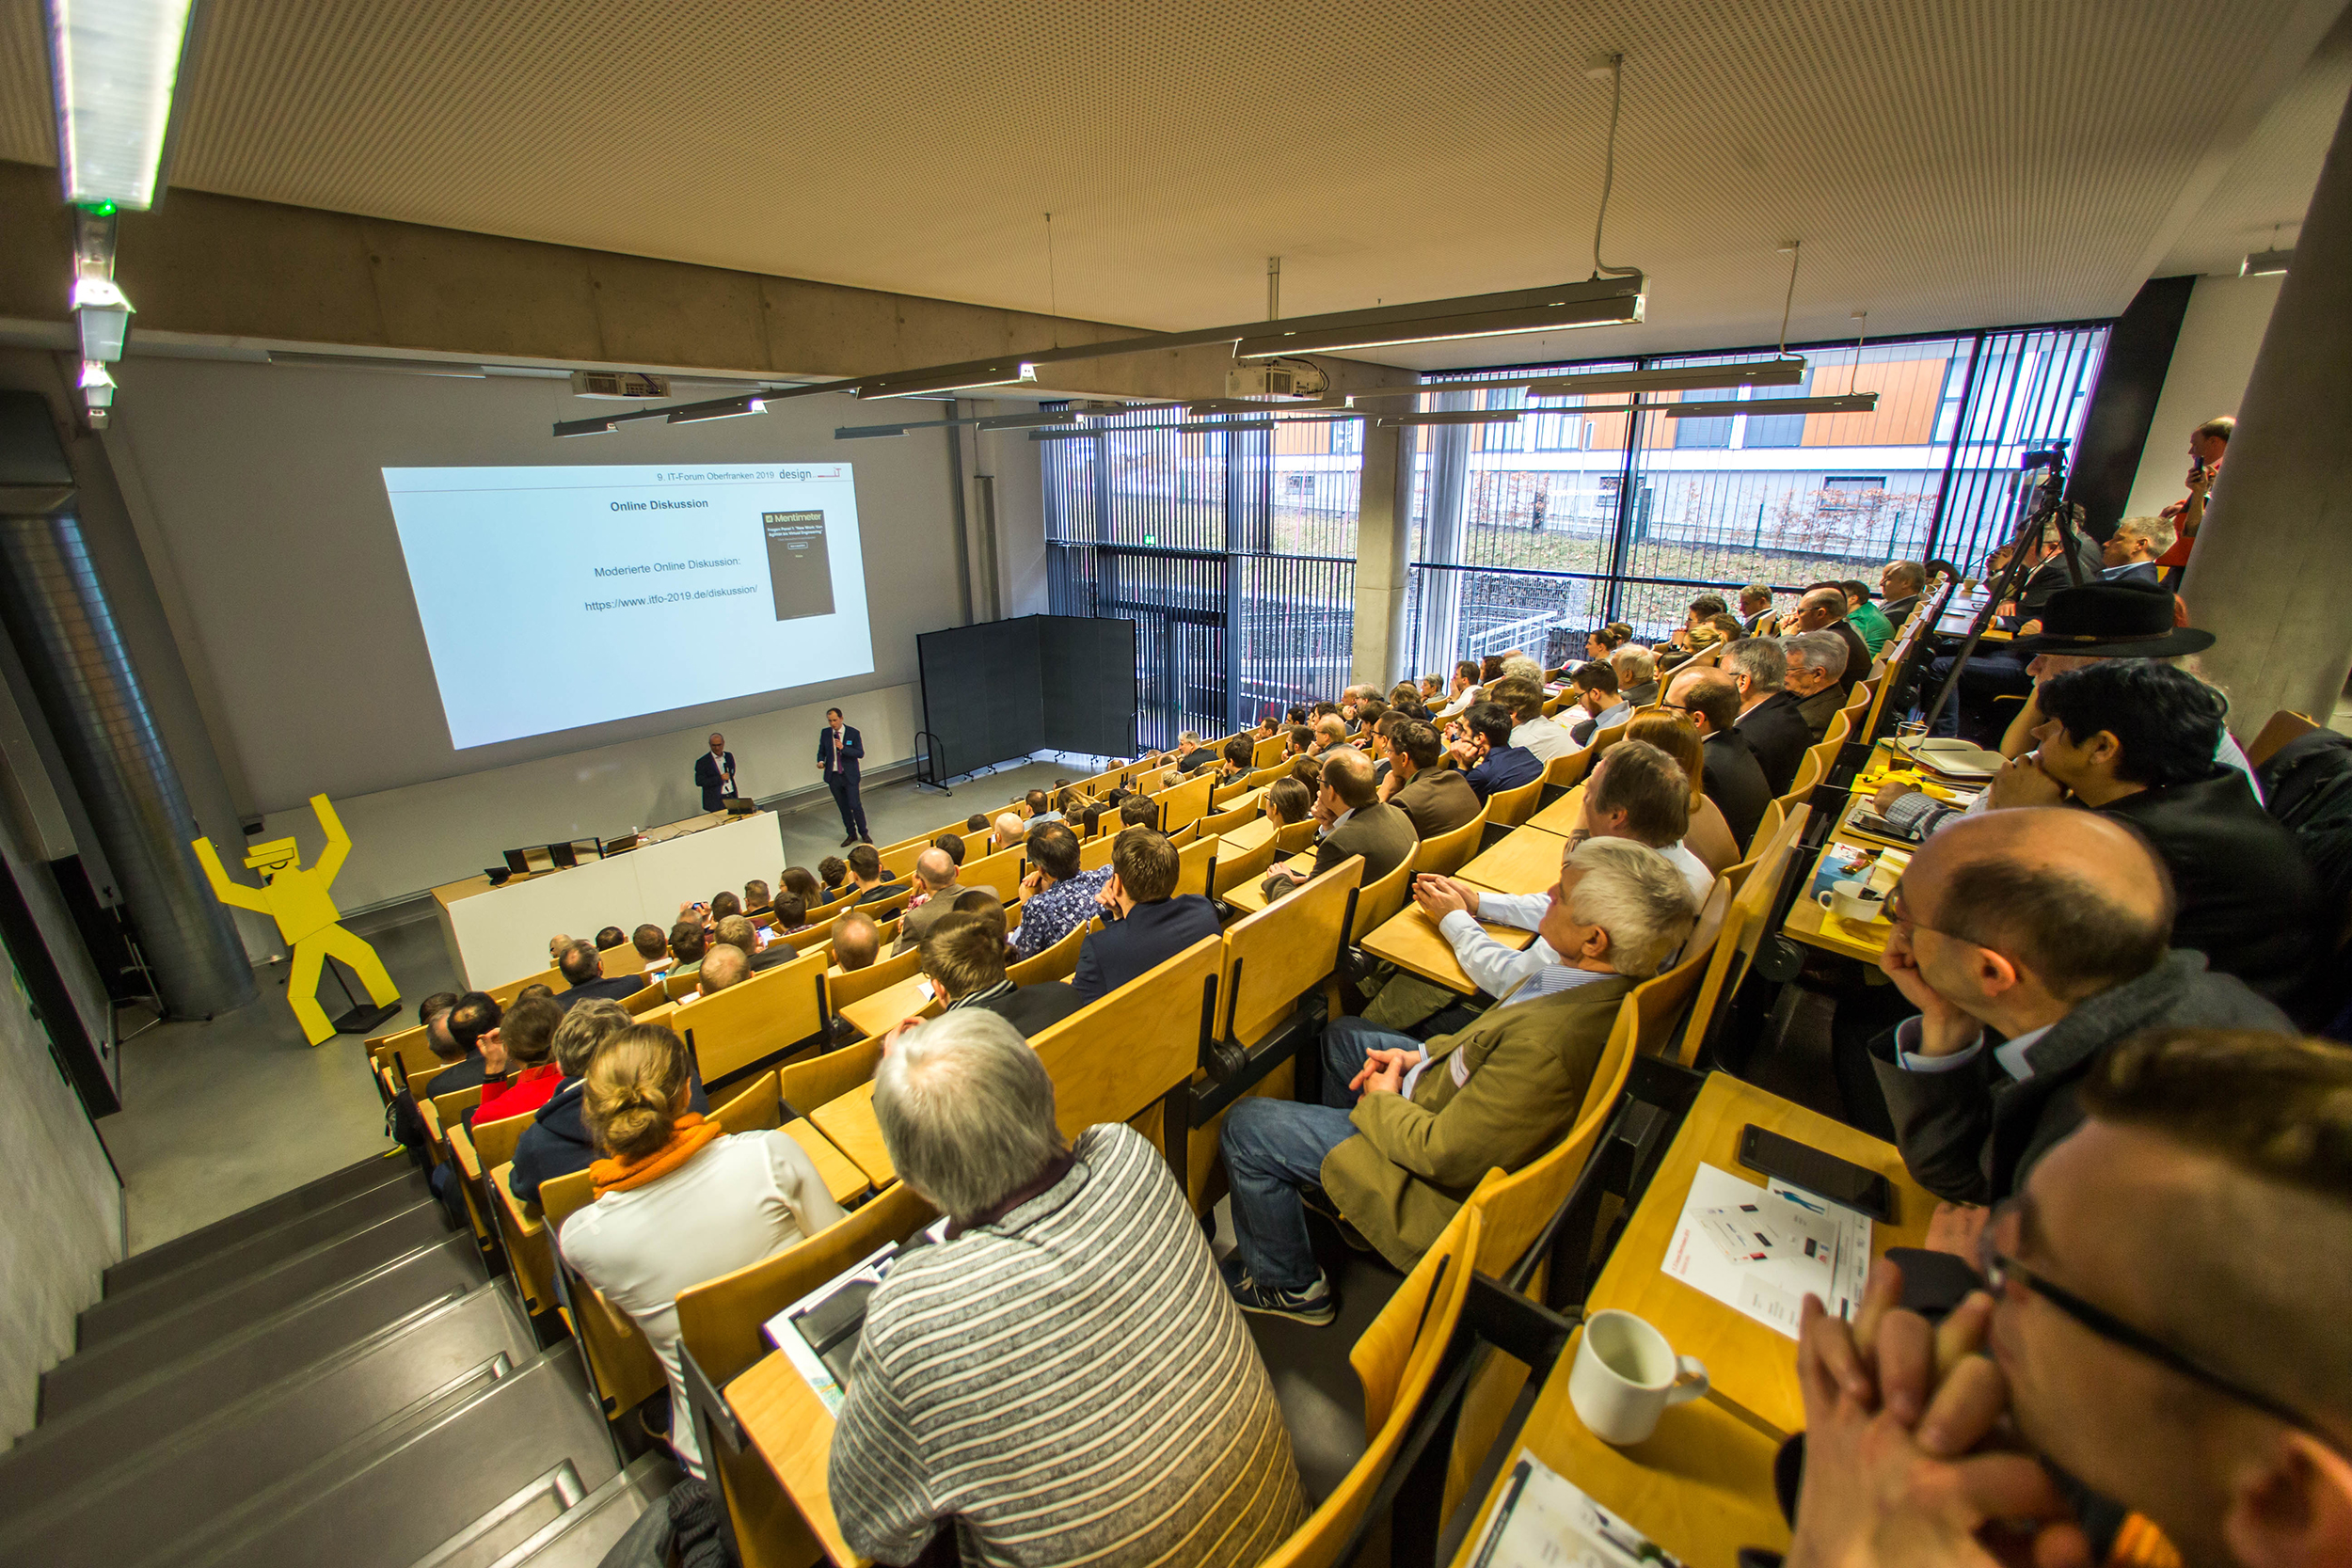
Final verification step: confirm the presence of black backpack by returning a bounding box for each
[2257,729,2352,911]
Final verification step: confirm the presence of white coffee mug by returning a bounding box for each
[1568,1308,1709,1446]
[1818,879,1885,925]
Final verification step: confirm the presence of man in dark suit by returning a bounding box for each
[694,732,737,812]
[1724,638,1810,796]
[2098,515,2172,586]
[2002,659,2321,1004]
[920,912,1087,1037]
[1072,829,1221,1002]
[818,706,869,846]
[1665,668,1772,849]
[1781,632,1851,742]
[554,942,648,1010]
[1379,721,1481,838]
[1450,702,1540,801]
[1876,560,1927,627]
[1262,746,1417,900]
[1788,587,1871,699]
[427,991,503,1098]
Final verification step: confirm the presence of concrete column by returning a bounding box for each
[1350,420,1411,689]
[2182,87,2352,736]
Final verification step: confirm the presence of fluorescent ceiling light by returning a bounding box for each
[666,395,764,423]
[2240,248,2293,277]
[49,0,200,209]
[1528,357,1805,397]
[856,360,1037,400]
[1376,409,1520,429]
[1664,392,1879,418]
[72,274,133,361]
[1233,277,1645,359]
[1033,419,1279,441]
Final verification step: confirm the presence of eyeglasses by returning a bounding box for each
[1978,1200,2339,1446]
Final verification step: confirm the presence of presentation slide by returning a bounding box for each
[383,463,873,749]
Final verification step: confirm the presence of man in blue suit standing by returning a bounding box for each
[694,733,736,812]
[818,706,870,846]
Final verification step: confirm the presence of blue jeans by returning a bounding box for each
[1220,1018,1419,1291]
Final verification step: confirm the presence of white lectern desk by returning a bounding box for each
[429,811,784,989]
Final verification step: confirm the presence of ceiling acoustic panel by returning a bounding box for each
[0,1,2345,365]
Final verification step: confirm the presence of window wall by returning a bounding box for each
[1041,410,1361,748]
[1402,324,2108,669]
[1042,320,2109,743]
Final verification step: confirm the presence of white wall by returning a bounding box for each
[2122,274,2283,519]
[99,357,971,904]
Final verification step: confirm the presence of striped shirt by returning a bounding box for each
[829,1124,1305,1566]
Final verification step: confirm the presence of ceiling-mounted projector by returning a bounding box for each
[571,371,674,400]
[1225,361,1330,401]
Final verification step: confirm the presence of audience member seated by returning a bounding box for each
[594,926,627,952]
[1571,740,1716,905]
[1840,578,1895,655]
[708,890,741,923]
[1025,788,1061,822]
[1780,630,1851,739]
[664,919,707,979]
[832,911,882,974]
[1262,746,1415,899]
[963,812,990,836]
[1260,775,1313,841]
[921,911,1086,1036]
[768,895,810,938]
[1308,714,1348,756]
[1011,822,1110,959]
[556,941,645,1009]
[1979,661,2321,1002]
[1217,734,1254,782]
[1253,713,1280,741]
[1221,837,1696,1319]
[1171,730,1217,773]
[1789,1029,2352,1568]
[630,923,672,976]
[1876,558,1928,626]
[1565,660,1631,746]
[1449,701,1541,801]
[430,992,504,1097]
[1789,585,1871,695]
[740,879,771,919]
[844,844,899,907]
[830,1010,1305,1563]
[951,886,1010,942]
[1117,794,1160,830]
[1434,658,1484,720]
[782,866,824,911]
[1866,809,2287,1207]
[991,812,1025,852]
[472,996,564,1124]
[1492,677,1573,763]
[514,983,556,1006]
[1072,830,1222,1002]
[510,999,682,1207]
[548,933,575,967]
[1283,722,1314,759]
[818,855,850,895]
[1378,719,1481,837]
[1612,645,1661,707]
[926,832,964,869]
[1664,667,1772,848]
[561,1023,846,1479]
[1724,636,1811,794]
[2097,515,2174,593]
[1622,713,1743,873]
[680,942,750,1005]
[1737,583,1776,635]
[891,848,965,955]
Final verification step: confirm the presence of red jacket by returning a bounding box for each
[475,1064,564,1125]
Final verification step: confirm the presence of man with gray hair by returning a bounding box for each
[1878,559,1929,624]
[1501,652,1545,689]
[681,941,748,1004]
[1789,585,1870,699]
[1781,629,1851,740]
[2100,515,2175,586]
[890,847,964,955]
[1611,644,1661,707]
[833,1009,1307,1565]
[1725,636,1811,794]
[1222,834,1697,1320]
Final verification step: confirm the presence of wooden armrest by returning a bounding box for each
[491,1163,544,1235]
[420,1098,444,1144]
[448,1122,482,1182]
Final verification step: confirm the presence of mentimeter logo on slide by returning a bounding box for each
[382,464,872,749]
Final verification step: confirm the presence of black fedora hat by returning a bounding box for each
[2010,578,2214,657]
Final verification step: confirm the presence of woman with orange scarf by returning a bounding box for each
[559,1024,845,1478]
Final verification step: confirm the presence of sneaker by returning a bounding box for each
[1225,1263,1336,1325]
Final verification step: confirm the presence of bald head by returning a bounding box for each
[1904,809,2173,1000]
[1793,587,1849,631]
[697,942,750,996]
[1320,746,1378,810]
[833,911,882,972]
[914,847,957,890]
[1666,668,1741,735]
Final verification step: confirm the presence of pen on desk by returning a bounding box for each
[1469,1457,1533,1568]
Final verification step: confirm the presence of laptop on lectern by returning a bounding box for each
[501,848,532,878]
[547,842,579,870]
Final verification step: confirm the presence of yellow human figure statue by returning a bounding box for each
[193,794,399,1046]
